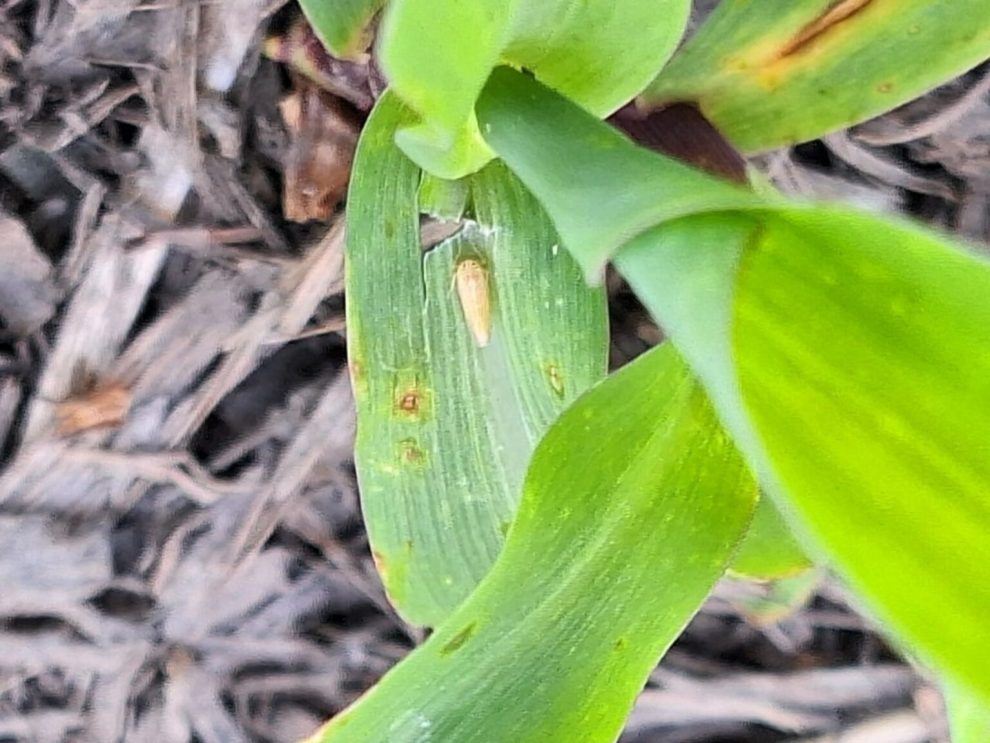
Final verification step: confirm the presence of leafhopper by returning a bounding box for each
[455,258,491,348]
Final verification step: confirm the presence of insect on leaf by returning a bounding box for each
[455,258,491,348]
[346,91,606,627]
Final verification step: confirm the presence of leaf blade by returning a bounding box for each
[378,0,691,177]
[478,67,990,702]
[643,0,990,151]
[347,91,606,626]
[299,0,385,59]
[306,344,756,743]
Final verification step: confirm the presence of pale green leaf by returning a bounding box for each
[378,0,690,177]
[347,92,606,626]
[504,1,690,118]
[731,495,813,580]
[476,66,766,282]
[304,344,756,743]
[727,570,821,626]
[946,682,990,743]
[643,0,990,152]
[417,173,469,221]
[299,0,385,59]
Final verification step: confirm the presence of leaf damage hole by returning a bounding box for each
[777,0,875,58]
[440,622,477,656]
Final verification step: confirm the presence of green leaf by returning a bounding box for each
[946,682,990,743]
[727,570,821,626]
[727,209,990,702]
[503,1,690,117]
[304,344,757,743]
[378,0,691,177]
[478,66,990,703]
[379,0,512,178]
[476,66,766,282]
[417,173,469,221]
[643,0,990,152]
[347,92,606,626]
[618,210,990,704]
[299,0,385,59]
[731,495,813,580]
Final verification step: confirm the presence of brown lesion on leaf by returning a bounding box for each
[348,358,363,385]
[398,438,427,467]
[776,0,876,59]
[439,621,477,656]
[396,388,423,417]
[393,373,431,421]
[371,550,389,581]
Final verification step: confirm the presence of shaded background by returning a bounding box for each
[0,1,987,740]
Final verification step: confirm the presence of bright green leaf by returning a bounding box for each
[478,66,990,704]
[946,682,990,743]
[643,0,990,152]
[730,208,990,701]
[347,92,606,626]
[299,0,385,59]
[617,210,990,705]
[304,344,757,743]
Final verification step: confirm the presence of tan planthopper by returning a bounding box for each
[455,258,491,348]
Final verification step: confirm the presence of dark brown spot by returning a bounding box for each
[440,622,477,656]
[614,637,628,651]
[877,81,893,93]
[611,103,748,184]
[398,390,420,414]
[777,0,875,59]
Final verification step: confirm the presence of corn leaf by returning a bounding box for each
[731,495,813,580]
[478,67,990,703]
[304,344,757,743]
[346,92,606,627]
[378,0,690,177]
[299,0,385,59]
[643,0,990,152]
[946,683,990,743]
